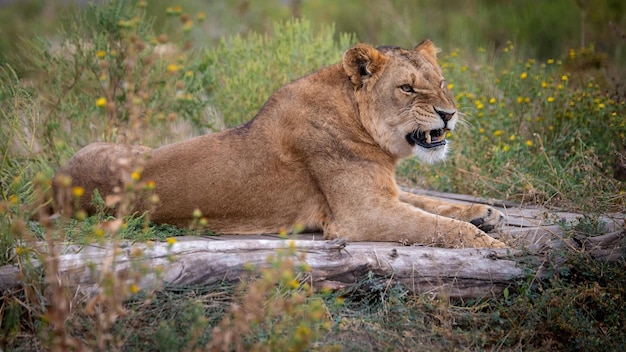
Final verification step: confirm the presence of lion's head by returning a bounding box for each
[342,40,457,163]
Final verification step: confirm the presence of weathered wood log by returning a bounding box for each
[1,231,622,299]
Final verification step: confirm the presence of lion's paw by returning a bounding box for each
[475,233,507,248]
[467,205,505,233]
[451,222,507,248]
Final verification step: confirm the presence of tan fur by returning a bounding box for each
[57,41,506,248]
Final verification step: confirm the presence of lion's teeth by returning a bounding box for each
[425,132,432,144]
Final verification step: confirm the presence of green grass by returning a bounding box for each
[0,0,625,350]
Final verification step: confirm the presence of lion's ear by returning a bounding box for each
[414,39,441,67]
[342,44,388,87]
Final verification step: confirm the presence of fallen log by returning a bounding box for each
[1,232,623,299]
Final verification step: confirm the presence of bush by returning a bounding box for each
[201,18,354,128]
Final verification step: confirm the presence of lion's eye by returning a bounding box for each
[399,84,415,93]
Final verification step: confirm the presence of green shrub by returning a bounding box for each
[201,18,354,128]
[14,1,209,166]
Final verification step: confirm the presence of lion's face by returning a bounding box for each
[342,41,457,163]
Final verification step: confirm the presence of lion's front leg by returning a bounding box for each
[327,204,506,248]
[311,165,506,248]
[321,192,505,248]
[398,191,505,233]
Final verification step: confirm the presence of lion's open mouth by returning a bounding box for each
[405,129,447,149]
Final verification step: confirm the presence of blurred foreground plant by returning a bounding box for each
[208,240,334,351]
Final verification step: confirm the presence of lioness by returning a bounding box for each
[57,40,506,248]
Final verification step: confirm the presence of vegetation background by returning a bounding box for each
[0,0,625,350]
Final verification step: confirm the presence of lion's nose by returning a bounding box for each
[434,107,455,122]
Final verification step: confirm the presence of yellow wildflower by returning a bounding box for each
[96,50,106,59]
[129,284,140,294]
[547,96,555,103]
[561,75,568,81]
[131,171,141,181]
[489,97,496,104]
[447,83,454,90]
[72,186,85,197]
[493,130,504,137]
[166,64,180,73]
[547,58,554,64]
[166,237,177,245]
[93,227,104,237]
[295,324,312,339]
[525,140,533,147]
[95,97,107,107]
[520,72,528,80]
[502,144,510,152]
